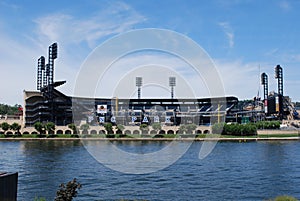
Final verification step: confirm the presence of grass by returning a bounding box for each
[266,195,298,201]
[258,133,299,138]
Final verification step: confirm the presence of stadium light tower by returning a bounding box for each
[261,72,268,114]
[275,64,283,96]
[47,42,58,123]
[37,56,45,90]
[169,77,176,99]
[136,77,142,99]
[275,64,284,119]
[48,42,58,86]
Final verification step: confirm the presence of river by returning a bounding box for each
[1,140,300,201]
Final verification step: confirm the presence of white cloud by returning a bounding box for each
[279,0,291,11]
[76,51,210,99]
[218,22,234,48]
[0,1,146,105]
[33,2,146,49]
[30,2,147,99]
[0,32,41,105]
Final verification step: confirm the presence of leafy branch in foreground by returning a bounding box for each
[54,178,82,201]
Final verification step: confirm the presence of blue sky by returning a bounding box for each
[0,0,300,105]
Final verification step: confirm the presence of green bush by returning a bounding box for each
[177,124,187,134]
[255,121,281,129]
[242,123,257,136]
[104,123,113,134]
[1,122,10,133]
[68,123,78,134]
[267,195,298,201]
[140,124,149,134]
[151,122,162,132]
[106,134,115,138]
[154,134,164,138]
[80,123,90,134]
[212,123,226,134]
[54,178,81,201]
[185,123,197,133]
[212,123,257,136]
[34,196,46,201]
[116,124,125,134]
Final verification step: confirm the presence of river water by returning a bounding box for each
[1,140,300,201]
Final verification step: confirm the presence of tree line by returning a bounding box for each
[0,103,22,115]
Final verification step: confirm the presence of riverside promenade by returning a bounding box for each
[1,133,299,141]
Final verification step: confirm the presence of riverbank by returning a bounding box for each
[0,136,299,141]
[1,130,299,141]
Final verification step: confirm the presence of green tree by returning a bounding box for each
[151,122,162,133]
[104,123,113,134]
[68,123,78,134]
[10,122,21,135]
[54,178,82,201]
[185,123,197,134]
[80,123,90,134]
[34,122,45,135]
[212,123,226,134]
[45,122,55,135]
[178,124,187,134]
[0,103,21,115]
[116,124,125,134]
[1,122,10,134]
[140,123,149,134]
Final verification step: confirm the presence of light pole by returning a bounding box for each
[136,77,142,99]
[169,77,176,99]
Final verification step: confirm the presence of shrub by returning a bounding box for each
[1,122,10,133]
[55,178,82,201]
[106,134,115,138]
[212,123,226,134]
[34,197,46,201]
[242,123,257,136]
[34,122,45,135]
[255,121,281,129]
[45,122,55,134]
[268,195,298,201]
[116,124,125,134]
[177,124,187,134]
[212,123,257,136]
[10,122,21,135]
[154,134,164,138]
[80,123,90,134]
[185,123,197,134]
[140,124,149,134]
[68,123,78,134]
[104,123,113,134]
[151,122,162,132]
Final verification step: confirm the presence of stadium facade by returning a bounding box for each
[22,42,240,127]
[24,88,239,127]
